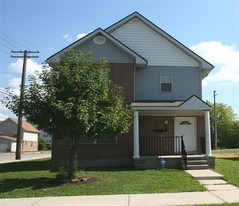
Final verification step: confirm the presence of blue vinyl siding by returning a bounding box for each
[135,66,201,101]
[75,37,135,64]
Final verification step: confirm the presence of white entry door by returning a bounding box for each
[174,117,197,153]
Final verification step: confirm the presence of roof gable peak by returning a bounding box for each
[106,12,214,72]
[47,27,147,66]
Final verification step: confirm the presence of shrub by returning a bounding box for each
[38,138,46,150]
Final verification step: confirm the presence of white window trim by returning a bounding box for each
[159,73,173,92]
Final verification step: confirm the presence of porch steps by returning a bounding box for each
[182,156,209,170]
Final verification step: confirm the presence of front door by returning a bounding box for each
[174,117,197,154]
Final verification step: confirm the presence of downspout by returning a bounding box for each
[133,64,136,102]
[199,62,203,98]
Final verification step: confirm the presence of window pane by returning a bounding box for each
[97,136,116,143]
[161,74,172,83]
[161,83,172,92]
[79,136,94,143]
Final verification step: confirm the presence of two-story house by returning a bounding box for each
[0,118,39,152]
[48,12,214,169]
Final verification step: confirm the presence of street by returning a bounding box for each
[0,151,51,164]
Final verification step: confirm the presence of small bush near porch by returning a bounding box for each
[0,158,205,198]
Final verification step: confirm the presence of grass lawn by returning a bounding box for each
[214,158,239,187]
[0,158,205,198]
[213,148,239,154]
[186,204,239,206]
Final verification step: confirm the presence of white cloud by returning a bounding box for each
[63,34,73,41]
[0,102,14,120]
[190,41,239,86]
[63,32,88,41]
[8,78,21,94]
[76,33,87,40]
[26,59,43,75]
[8,59,23,74]
[8,58,43,76]
[6,59,44,95]
[0,104,17,120]
[0,111,8,121]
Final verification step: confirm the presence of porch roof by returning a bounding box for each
[131,95,211,112]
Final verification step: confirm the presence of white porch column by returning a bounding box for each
[205,111,212,156]
[133,110,140,158]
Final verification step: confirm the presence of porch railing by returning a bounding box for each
[181,136,188,170]
[140,136,184,156]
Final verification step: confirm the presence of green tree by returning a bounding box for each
[207,101,239,148]
[6,50,132,179]
[38,138,46,151]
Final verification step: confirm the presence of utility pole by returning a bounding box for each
[11,50,39,160]
[213,90,218,150]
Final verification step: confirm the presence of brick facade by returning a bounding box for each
[109,63,134,104]
[52,63,135,167]
[22,140,38,151]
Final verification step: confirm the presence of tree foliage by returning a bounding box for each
[6,50,132,179]
[207,101,239,148]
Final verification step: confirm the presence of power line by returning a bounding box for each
[1,30,47,63]
[0,48,11,56]
[0,30,27,50]
[1,42,14,51]
[0,36,21,50]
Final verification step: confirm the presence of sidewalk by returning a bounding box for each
[0,151,51,164]
[1,190,238,206]
[1,169,239,206]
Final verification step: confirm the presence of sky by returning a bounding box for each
[0,0,239,120]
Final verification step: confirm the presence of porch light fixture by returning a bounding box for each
[164,120,168,133]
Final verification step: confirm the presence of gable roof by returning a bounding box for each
[0,135,16,142]
[47,12,213,77]
[47,28,147,67]
[180,95,211,110]
[106,12,214,75]
[131,95,211,111]
[5,118,40,133]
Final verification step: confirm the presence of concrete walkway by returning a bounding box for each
[1,167,239,206]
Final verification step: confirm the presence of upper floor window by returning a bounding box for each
[160,73,173,92]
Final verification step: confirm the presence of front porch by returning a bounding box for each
[131,96,214,169]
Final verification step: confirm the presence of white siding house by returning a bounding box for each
[0,118,39,152]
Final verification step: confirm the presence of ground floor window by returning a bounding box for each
[79,135,117,144]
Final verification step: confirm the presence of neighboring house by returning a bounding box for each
[48,12,214,169]
[39,129,52,146]
[0,136,16,152]
[0,118,39,152]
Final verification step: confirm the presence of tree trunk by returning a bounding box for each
[68,136,78,180]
